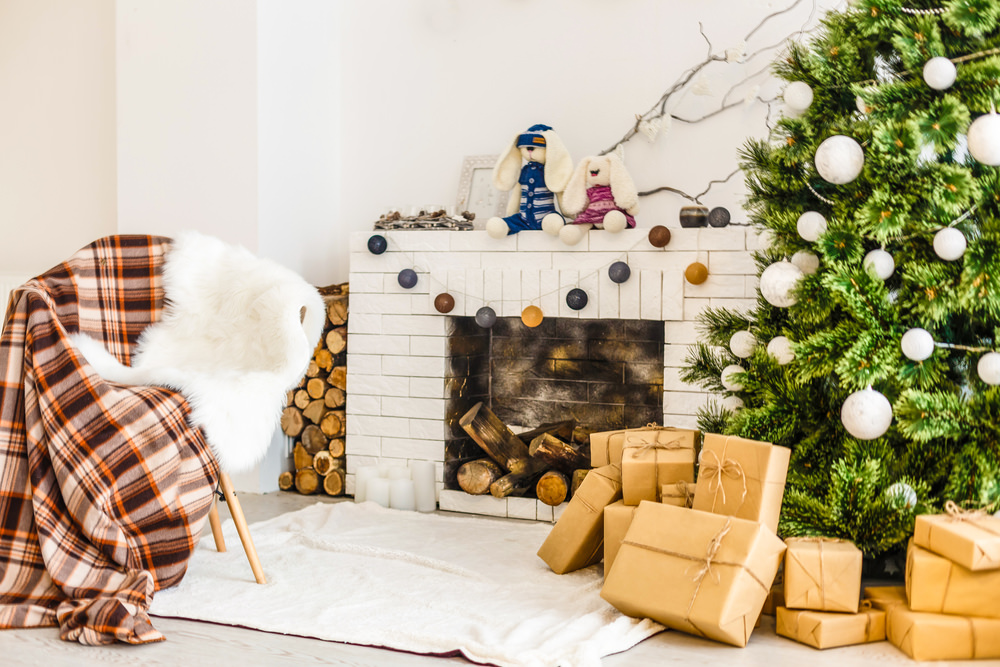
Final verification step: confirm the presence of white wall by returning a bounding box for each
[116,0,258,249]
[0,0,117,276]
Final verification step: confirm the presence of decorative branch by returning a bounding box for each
[600,0,823,206]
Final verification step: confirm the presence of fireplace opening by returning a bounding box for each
[443,316,664,496]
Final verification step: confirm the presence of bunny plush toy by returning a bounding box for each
[557,153,639,246]
[485,124,574,238]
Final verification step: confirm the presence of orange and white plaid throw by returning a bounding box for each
[0,236,218,644]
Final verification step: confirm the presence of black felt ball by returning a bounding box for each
[368,234,388,254]
[566,288,588,310]
[397,268,418,289]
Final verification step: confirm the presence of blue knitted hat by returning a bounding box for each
[516,124,552,148]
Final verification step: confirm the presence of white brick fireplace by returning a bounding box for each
[345,227,762,518]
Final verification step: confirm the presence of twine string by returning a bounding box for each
[699,447,748,508]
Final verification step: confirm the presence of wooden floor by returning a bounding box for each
[0,492,982,666]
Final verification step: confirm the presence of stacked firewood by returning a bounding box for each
[278,283,349,496]
[457,401,592,506]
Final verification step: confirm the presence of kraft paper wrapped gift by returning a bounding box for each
[601,501,786,647]
[590,425,698,468]
[661,480,695,508]
[620,429,696,505]
[761,582,785,616]
[906,539,1000,619]
[603,500,638,575]
[887,606,1000,661]
[862,585,907,611]
[783,537,862,612]
[914,501,1000,572]
[692,433,790,534]
[775,604,886,649]
[537,465,622,574]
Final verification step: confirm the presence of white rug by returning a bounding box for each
[150,501,663,667]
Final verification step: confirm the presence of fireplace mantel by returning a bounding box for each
[345,227,763,518]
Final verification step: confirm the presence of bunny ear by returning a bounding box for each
[561,157,592,216]
[493,136,523,190]
[607,153,639,214]
[541,131,574,193]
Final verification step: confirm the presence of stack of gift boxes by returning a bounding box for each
[538,426,791,647]
[536,425,1000,659]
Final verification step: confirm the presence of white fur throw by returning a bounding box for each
[71,231,325,473]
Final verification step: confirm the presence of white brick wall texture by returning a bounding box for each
[346,228,761,520]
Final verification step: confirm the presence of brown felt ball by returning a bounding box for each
[434,293,455,313]
[685,262,709,285]
[648,225,672,248]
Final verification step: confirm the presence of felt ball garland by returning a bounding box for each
[566,288,588,310]
[397,268,418,289]
[609,261,631,284]
[368,234,388,254]
[434,293,455,314]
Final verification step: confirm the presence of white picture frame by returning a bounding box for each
[456,155,508,230]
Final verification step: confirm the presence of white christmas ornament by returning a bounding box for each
[729,330,757,358]
[923,56,957,90]
[978,352,1000,385]
[760,261,803,308]
[933,227,967,261]
[797,211,828,242]
[856,95,869,114]
[784,81,814,113]
[901,328,935,361]
[886,482,918,510]
[721,364,746,391]
[968,110,1000,166]
[863,248,895,280]
[815,135,865,184]
[767,336,795,365]
[791,250,820,275]
[841,387,893,440]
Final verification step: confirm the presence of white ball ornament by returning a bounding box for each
[721,364,746,391]
[729,330,757,358]
[923,56,957,91]
[863,248,895,280]
[901,328,935,361]
[968,110,1000,166]
[797,211,828,242]
[767,336,795,365]
[760,260,803,308]
[815,135,865,184]
[791,250,820,275]
[933,227,967,261]
[784,81,814,113]
[856,95,869,115]
[886,482,918,510]
[841,387,893,440]
[977,352,1000,385]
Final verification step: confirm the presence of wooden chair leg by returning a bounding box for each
[208,498,227,552]
[218,471,267,584]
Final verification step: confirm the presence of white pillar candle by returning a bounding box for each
[410,460,437,513]
[387,466,411,480]
[389,478,416,511]
[354,465,380,503]
[376,462,393,477]
[366,477,391,508]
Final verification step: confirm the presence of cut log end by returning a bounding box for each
[280,407,305,438]
[457,459,504,495]
[323,469,345,496]
[536,470,569,507]
[295,468,320,495]
[313,450,334,476]
[277,471,294,491]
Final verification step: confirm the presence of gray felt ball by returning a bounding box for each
[475,306,497,328]
[609,261,631,284]
[397,268,418,289]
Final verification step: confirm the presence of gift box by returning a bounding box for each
[776,604,886,649]
[590,425,698,468]
[537,465,622,574]
[862,585,907,611]
[914,502,1000,572]
[783,537,862,613]
[601,501,786,647]
[887,606,1000,660]
[906,539,1000,619]
[761,582,785,616]
[620,428,696,505]
[603,500,638,575]
[692,433,790,533]
[661,480,694,508]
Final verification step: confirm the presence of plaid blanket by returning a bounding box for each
[0,236,219,645]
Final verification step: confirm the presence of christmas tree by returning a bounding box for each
[683,0,1000,555]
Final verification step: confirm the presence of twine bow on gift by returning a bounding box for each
[667,480,695,507]
[699,448,748,509]
[793,537,847,610]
